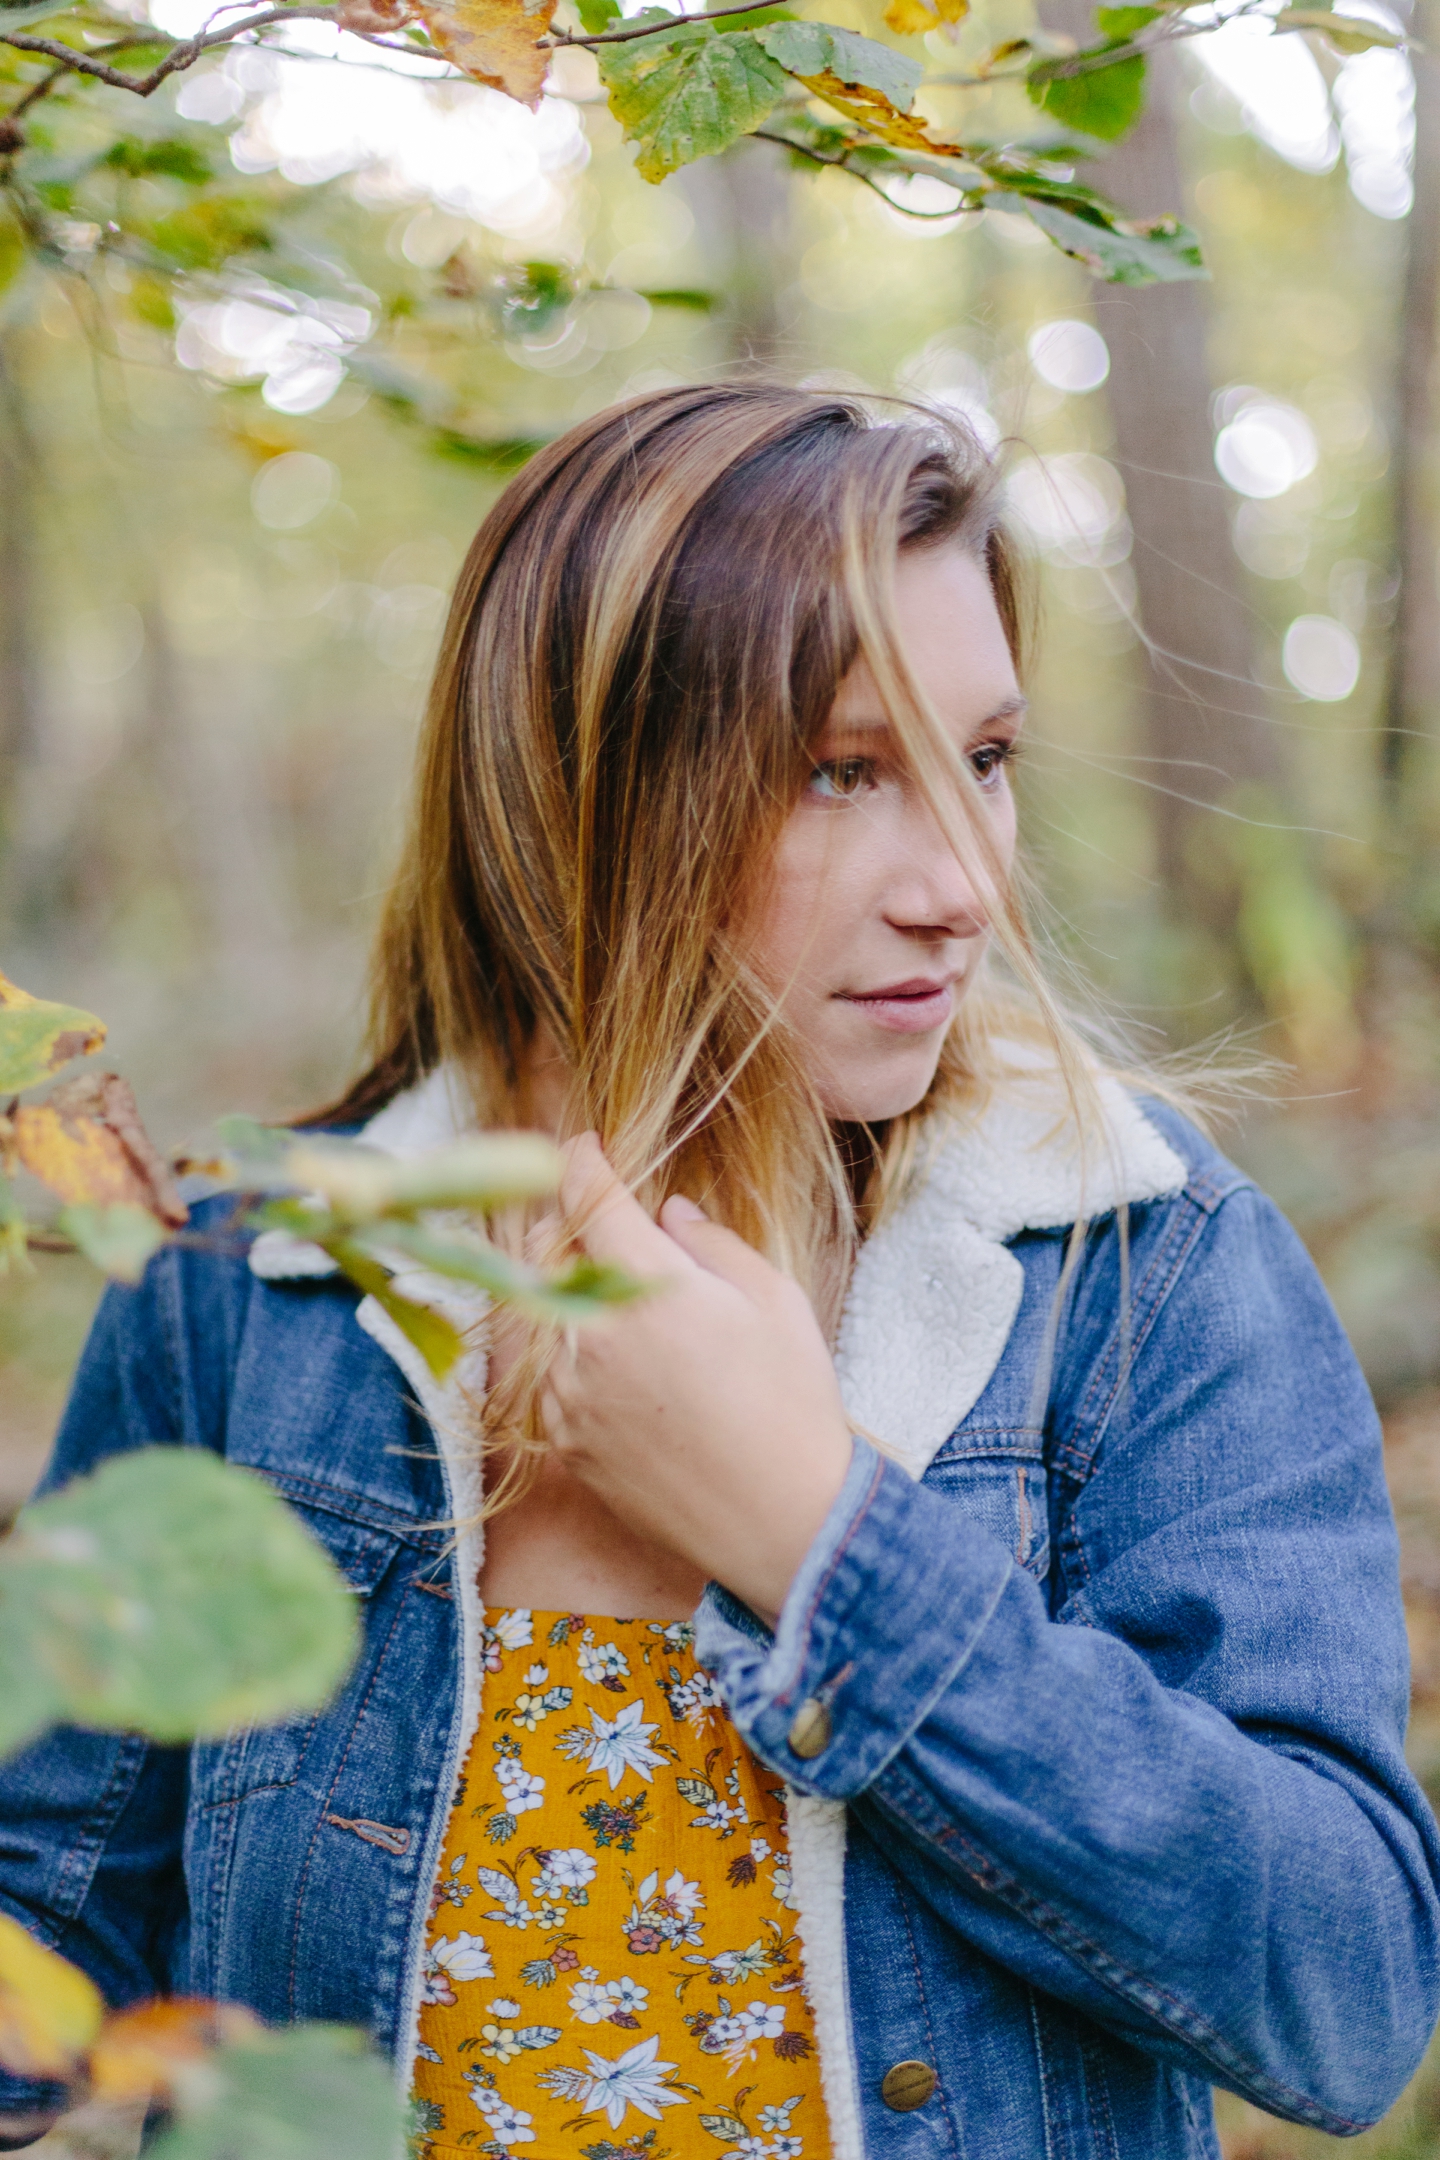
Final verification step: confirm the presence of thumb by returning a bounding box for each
[658,1194,786,1303]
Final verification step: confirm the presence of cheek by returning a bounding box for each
[744,816,860,995]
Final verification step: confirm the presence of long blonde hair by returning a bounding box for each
[321,383,1118,1490]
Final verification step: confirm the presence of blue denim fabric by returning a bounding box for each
[2,1101,1437,2158]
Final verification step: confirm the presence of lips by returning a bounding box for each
[837,977,957,1035]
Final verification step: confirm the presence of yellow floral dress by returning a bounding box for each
[410,1611,831,2160]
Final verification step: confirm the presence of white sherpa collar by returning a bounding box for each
[251,1055,1184,1473]
[249,1058,1184,2156]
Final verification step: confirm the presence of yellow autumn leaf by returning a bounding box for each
[0,1911,103,2080]
[800,68,968,154]
[883,0,941,33]
[0,971,105,1096]
[413,0,558,104]
[12,1072,188,1227]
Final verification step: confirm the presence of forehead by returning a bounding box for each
[827,547,1022,735]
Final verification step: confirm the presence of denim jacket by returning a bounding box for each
[2,1063,1438,2159]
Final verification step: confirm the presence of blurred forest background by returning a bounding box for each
[5,0,1440,2142]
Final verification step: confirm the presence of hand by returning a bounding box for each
[539,1134,855,1623]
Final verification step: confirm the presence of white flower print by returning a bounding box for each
[480,2023,523,2063]
[495,1761,546,1815]
[469,2085,536,2147]
[489,1997,522,2019]
[532,1847,596,1897]
[731,2140,769,2159]
[770,1857,796,1910]
[771,2137,803,2157]
[647,1620,695,1651]
[739,2001,786,2042]
[477,1867,534,1930]
[525,1664,549,1686]
[709,1941,771,1984]
[573,2032,690,2129]
[578,1636,630,1686]
[569,1977,613,2025]
[569,1971,651,2024]
[694,1796,744,1834]
[421,1931,493,2003]
[660,1869,703,1918]
[562,1701,666,1790]
[669,1668,726,1729]
[492,1610,534,1651]
[759,2099,802,2133]
[749,1836,772,1865]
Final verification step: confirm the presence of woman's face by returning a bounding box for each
[747,545,1024,1125]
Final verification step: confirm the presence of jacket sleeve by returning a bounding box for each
[697,1181,1440,2136]
[0,1243,222,2129]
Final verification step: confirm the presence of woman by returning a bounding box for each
[1,383,1437,2160]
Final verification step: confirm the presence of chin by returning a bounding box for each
[821,1057,943,1125]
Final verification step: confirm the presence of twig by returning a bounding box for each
[548,0,788,47]
[7,59,71,120]
[753,126,982,217]
[0,4,340,95]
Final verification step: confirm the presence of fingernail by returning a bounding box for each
[666,1195,706,1221]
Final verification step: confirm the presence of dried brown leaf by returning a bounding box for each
[414,0,558,102]
[13,1072,189,1227]
[91,1999,263,2102]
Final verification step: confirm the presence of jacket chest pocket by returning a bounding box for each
[921,1439,1050,1579]
[192,1504,404,1807]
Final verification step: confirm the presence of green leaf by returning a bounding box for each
[147,2022,402,2160]
[357,1220,646,1324]
[0,1178,31,1280]
[988,183,1205,283]
[215,1112,295,1181]
[57,1201,167,1284]
[103,137,212,184]
[638,286,717,309]
[1027,49,1146,142]
[600,21,788,183]
[1274,5,1403,47]
[575,0,620,26]
[1094,3,1159,32]
[325,1238,465,1380]
[0,971,105,1094]
[0,1448,358,1755]
[0,0,84,28]
[754,20,923,108]
[284,1131,563,1220]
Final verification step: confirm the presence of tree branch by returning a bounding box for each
[0,4,340,95]
[549,0,787,47]
[753,126,982,217]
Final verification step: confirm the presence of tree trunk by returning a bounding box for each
[1382,0,1440,795]
[0,330,41,849]
[677,137,795,365]
[1037,11,1282,929]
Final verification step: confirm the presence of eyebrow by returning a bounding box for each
[826,695,1030,739]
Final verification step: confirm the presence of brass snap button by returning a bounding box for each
[881,2060,937,2112]
[787,1698,832,1759]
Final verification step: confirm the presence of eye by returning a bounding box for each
[969,739,1017,791]
[806,757,876,801]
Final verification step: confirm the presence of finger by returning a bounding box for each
[560,1132,694,1275]
[658,1193,791,1302]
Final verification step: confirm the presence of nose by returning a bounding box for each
[882,801,995,942]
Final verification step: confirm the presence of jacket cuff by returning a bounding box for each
[696,1437,1015,1797]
